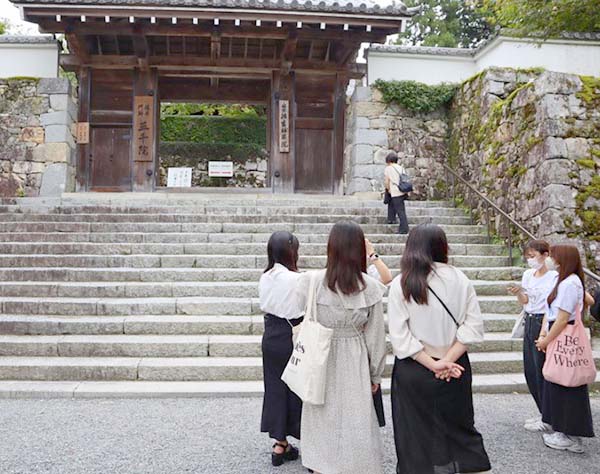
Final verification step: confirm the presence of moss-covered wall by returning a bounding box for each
[448,68,600,272]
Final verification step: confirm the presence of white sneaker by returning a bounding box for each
[524,419,552,432]
[543,432,584,453]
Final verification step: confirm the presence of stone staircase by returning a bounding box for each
[0,193,597,398]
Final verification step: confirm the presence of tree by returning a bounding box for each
[483,0,600,38]
[398,0,494,48]
[0,19,7,35]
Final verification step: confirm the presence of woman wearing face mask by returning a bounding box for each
[508,240,558,432]
[535,245,595,453]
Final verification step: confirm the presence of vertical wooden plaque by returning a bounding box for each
[133,95,154,162]
[278,99,290,153]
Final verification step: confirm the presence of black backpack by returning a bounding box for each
[394,165,413,194]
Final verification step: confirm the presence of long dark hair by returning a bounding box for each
[400,224,449,304]
[326,221,366,295]
[264,231,299,273]
[547,244,585,306]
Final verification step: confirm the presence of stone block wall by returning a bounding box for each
[346,67,600,271]
[0,77,76,197]
[344,86,448,199]
[449,69,600,271]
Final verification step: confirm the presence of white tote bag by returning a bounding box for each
[511,310,525,339]
[281,270,333,406]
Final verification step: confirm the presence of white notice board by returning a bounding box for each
[209,161,234,177]
[167,167,192,187]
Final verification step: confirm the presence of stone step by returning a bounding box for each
[14,206,467,218]
[0,266,525,283]
[0,222,486,235]
[0,313,516,336]
[1,351,598,382]
[2,373,600,398]
[0,280,517,298]
[0,232,492,245]
[0,334,521,358]
[0,295,522,316]
[0,242,508,257]
[0,214,474,226]
[0,254,511,269]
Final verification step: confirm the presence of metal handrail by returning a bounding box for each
[442,163,600,284]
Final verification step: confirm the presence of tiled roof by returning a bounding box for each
[369,29,600,57]
[0,35,58,44]
[10,0,420,17]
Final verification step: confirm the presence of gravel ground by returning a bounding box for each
[0,394,599,474]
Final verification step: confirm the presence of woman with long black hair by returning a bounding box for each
[536,244,595,453]
[259,231,303,467]
[295,220,387,474]
[388,224,491,474]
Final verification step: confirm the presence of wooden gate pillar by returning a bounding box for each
[132,68,158,192]
[333,73,349,195]
[76,66,91,191]
[270,70,295,194]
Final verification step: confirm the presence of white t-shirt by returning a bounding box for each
[384,164,406,198]
[521,269,558,314]
[259,263,304,320]
[546,274,584,322]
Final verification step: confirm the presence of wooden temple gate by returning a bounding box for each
[14,0,415,193]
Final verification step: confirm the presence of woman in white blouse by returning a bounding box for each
[508,240,558,432]
[388,224,491,474]
[259,231,303,467]
[535,244,595,453]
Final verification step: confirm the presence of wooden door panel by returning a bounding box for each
[294,128,333,193]
[90,127,132,191]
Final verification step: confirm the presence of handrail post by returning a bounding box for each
[485,202,491,244]
[507,221,513,266]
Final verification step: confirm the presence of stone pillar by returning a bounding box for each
[37,78,77,196]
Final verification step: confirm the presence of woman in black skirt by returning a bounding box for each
[387,224,491,474]
[259,231,303,467]
[536,244,595,453]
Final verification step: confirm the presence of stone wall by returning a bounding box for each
[344,86,449,199]
[345,67,600,271]
[158,142,268,188]
[0,77,77,197]
[449,68,600,271]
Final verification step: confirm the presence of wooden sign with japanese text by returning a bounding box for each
[133,95,154,162]
[75,122,89,144]
[278,99,290,153]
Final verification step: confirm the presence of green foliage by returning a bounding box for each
[0,20,6,35]
[373,80,458,113]
[577,159,597,170]
[160,116,266,145]
[399,0,494,48]
[483,0,600,39]
[577,76,600,106]
[160,103,265,118]
[160,142,266,163]
[567,175,600,248]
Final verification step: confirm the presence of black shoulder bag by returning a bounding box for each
[427,286,459,328]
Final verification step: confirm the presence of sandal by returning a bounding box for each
[271,442,299,467]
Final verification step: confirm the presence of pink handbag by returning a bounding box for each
[543,305,597,387]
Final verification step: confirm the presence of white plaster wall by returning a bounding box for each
[475,38,600,76]
[0,44,59,78]
[367,36,600,85]
[367,53,475,85]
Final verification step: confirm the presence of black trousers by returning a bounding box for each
[390,195,409,234]
[523,313,545,412]
[260,314,302,440]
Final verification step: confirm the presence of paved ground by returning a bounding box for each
[0,394,599,474]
